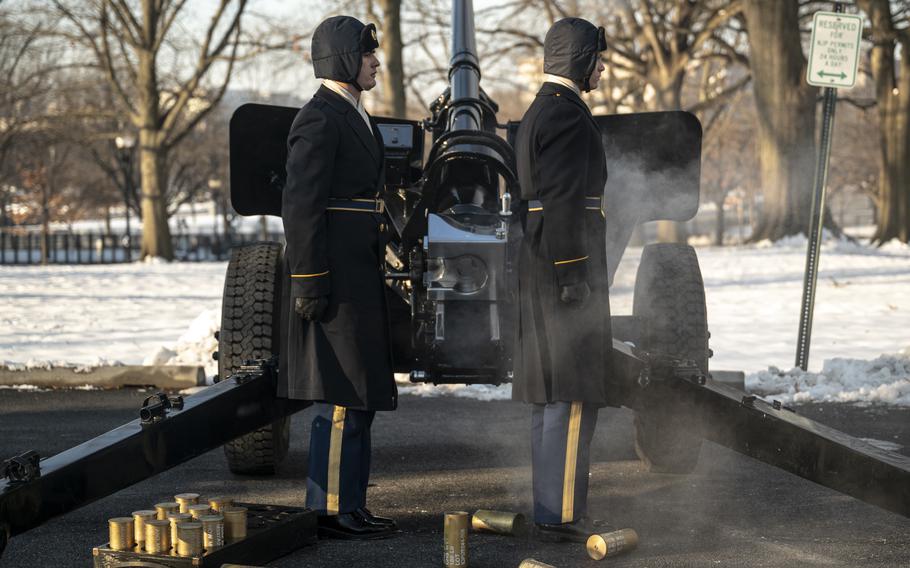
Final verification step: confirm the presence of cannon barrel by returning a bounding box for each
[448,0,482,132]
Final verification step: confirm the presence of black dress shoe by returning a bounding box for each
[356,507,397,529]
[317,512,395,540]
[534,517,598,543]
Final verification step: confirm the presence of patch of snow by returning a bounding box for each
[3,236,910,404]
[396,381,513,401]
[746,351,910,406]
[0,384,47,391]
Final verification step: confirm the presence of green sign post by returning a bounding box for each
[796,4,863,371]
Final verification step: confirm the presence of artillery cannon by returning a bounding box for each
[2,0,908,560]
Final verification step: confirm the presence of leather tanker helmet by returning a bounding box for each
[543,17,607,92]
[311,15,380,90]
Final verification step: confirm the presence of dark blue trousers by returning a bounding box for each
[306,403,375,515]
[531,401,599,524]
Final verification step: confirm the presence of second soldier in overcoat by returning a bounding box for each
[280,15,397,539]
[513,17,610,542]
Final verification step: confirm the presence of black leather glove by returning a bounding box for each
[559,282,591,306]
[295,296,329,321]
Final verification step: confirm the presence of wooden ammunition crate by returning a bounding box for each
[92,503,316,567]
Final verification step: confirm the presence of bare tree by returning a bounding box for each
[699,90,757,245]
[52,0,260,260]
[377,0,407,117]
[742,0,818,242]
[856,0,909,243]
[600,0,749,243]
[0,5,63,190]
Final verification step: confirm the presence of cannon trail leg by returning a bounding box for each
[0,362,308,543]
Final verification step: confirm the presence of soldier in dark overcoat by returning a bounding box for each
[513,17,609,542]
[280,15,396,540]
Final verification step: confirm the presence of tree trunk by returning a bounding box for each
[860,0,910,244]
[135,9,173,261]
[653,73,688,243]
[744,0,818,242]
[138,129,173,259]
[40,187,49,265]
[378,0,406,117]
[714,198,725,246]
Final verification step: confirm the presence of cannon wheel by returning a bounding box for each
[631,243,709,474]
[218,242,291,475]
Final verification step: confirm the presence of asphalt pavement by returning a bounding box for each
[1,388,909,567]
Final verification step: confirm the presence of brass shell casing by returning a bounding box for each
[471,510,527,536]
[222,506,248,540]
[108,517,135,551]
[167,512,192,547]
[131,510,157,545]
[176,521,204,557]
[187,503,212,519]
[443,511,470,568]
[154,502,180,520]
[586,528,639,560]
[144,519,171,554]
[174,493,200,513]
[208,496,233,512]
[517,560,556,568]
[200,514,225,549]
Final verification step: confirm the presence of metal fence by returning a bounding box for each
[0,230,285,265]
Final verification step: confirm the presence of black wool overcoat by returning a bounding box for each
[279,85,397,411]
[513,82,612,405]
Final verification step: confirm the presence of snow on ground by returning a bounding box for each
[1,234,909,405]
[0,262,225,377]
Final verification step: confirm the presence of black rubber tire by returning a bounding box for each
[218,242,291,475]
[631,243,709,474]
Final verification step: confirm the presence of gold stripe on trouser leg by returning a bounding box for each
[561,402,583,523]
[326,405,347,515]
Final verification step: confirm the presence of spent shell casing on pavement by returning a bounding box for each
[167,512,192,548]
[471,510,527,536]
[200,514,225,549]
[443,511,470,568]
[131,510,157,545]
[154,501,180,520]
[208,496,233,512]
[174,492,200,513]
[222,506,248,540]
[517,560,556,568]
[144,519,170,554]
[176,521,204,557]
[586,528,639,560]
[187,503,212,519]
[108,517,134,551]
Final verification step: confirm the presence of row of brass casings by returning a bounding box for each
[107,492,247,557]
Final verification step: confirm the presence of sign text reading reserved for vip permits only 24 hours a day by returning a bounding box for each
[807,11,863,89]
